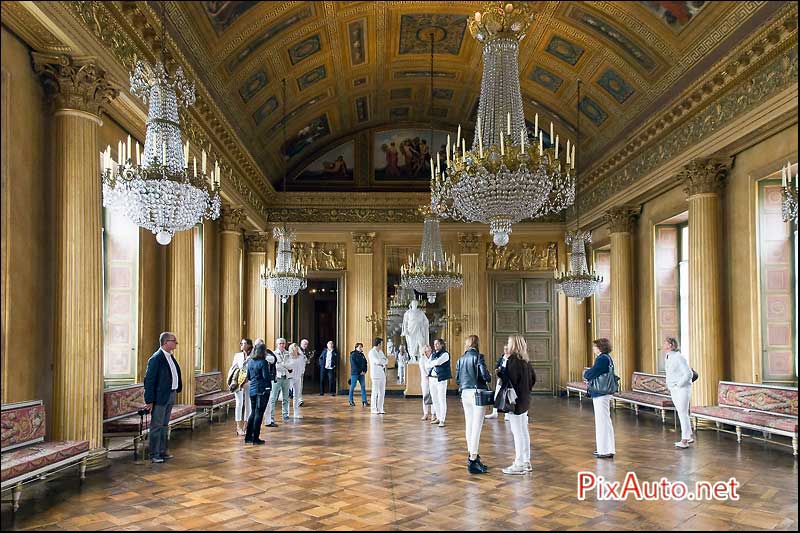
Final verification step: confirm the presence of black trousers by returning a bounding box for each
[245,392,268,441]
[320,368,336,395]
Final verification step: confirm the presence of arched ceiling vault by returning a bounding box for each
[157,1,785,191]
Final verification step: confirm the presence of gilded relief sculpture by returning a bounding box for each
[277,241,346,271]
[486,242,558,271]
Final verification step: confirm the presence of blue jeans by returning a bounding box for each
[349,374,367,403]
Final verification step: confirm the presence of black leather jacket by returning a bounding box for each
[455,349,491,393]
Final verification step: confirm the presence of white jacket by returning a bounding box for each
[665,351,693,389]
[368,348,388,380]
[227,351,250,384]
[288,355,306,377]
[273,348,291,379]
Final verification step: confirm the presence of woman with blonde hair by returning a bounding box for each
[664,337,694,448]
[287,343,306,419]
[498,335,535,475]
[456,335,491,474]
[419,344,436,422]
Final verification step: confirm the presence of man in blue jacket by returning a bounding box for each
[144,332,183,464]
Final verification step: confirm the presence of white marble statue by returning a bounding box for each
[401,299,429,362]
[386,339,397,357]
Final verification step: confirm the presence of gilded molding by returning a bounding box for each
[32,53,119,116]
[351,232,376,254]
[458,233,481,254]
[486,242,558,271]
[0,1,71,53]
[605,206,641,234]
[679,159,730,197]
[220,206,246,232]
[281,242,347,271]
[245,232,270,253]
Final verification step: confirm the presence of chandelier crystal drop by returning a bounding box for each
[781,161,798,223]
[431,2,575,246]
[260,226,308,304]
[101,19,220,245]
[401,213,463,304]
[554,230,603,304]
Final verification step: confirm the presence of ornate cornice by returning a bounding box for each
[458,233,481,254]
[679,159,730,197]
[31,53,119,116]
[1,1,72,54]
[605,206,641,234]
[351,232,376,255]
[245,233,270,253]
[220,206,246,232]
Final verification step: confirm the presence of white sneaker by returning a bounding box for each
[294,415,304,419]
[687,437,694,444]
[674,441,690,449]
[430,418,439,424]
[502,463,526,475]
[522,461,532,472]
[421,414,430,421]
[438,420,446,427]
[484,412,498,419]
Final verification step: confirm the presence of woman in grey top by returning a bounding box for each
[664,337,694,449]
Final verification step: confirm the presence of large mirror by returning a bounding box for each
[384,245,448,389]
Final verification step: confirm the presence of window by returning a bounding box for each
[592,249,612,341]
[678,224,689,365]
[194,224,203,373]
[102,208,139,387]
[654,221,689,372]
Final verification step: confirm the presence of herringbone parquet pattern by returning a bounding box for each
[2,396,797,531]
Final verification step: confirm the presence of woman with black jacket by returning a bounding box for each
[244,344,276,445]
[583,338,616,459]
[499,335,535,475]
[455,335,491,474]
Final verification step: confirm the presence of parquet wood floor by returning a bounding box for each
[2,396,797,531]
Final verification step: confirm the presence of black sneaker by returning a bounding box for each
[349,401,356,406]
[266,422,278,428]
[467,459,484,475]
[244,439,253,444]
[253,439,266,445]
[475,455,489,472]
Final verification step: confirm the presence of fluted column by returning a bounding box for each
[606,207,639,392]
[219,206,245,371]
[202,219,220,372]
[680,159,728,406]
[458,233,481,340]
[166,230,195,405]
[567,293,589,382]
[138,228,166,380]
[33,53,118,466]
[245,233,269,339]
[348,232,375,387]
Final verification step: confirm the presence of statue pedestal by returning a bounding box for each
[405,362,422,397]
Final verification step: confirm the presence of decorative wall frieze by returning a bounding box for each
[605,206,641,234]
[1,1,72,54]
[278,242,347,271]
[458,233,481,254]
[486,242,558,271]
[220,206,246,232]
[352,232,376,255]
[245,232,270,253]
[679,159,730,197]
[31,53,119,116]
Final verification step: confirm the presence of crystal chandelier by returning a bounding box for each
[555,230,602,304]
[101,4,220,245]
[431,2,575,246]
[260,225,308,303]
[781,161,798,222]
[401,208,463,304]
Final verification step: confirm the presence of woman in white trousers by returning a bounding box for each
[485,344,510,421]
[227,338,253,436]
[368,337,388,414]
[428,338,451,427]
[664,337,694,448]
[498,335,534,475]
[456,335,491,474]
[584,338,616,459]
[287,343,306,419]
[420,345,436,421]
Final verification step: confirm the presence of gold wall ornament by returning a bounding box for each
[365,312,388,335]
[32,53,119,116]
[605,206,641,234]
[486,241,558,271]
[352,232,376,254]
[458,232,481,254]
[245,232,270,253]
[220,205,246,232]
[275,242,346,271]
[441,314,469,336]
[679,158,730,197]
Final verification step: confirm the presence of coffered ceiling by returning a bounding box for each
[155,1,785,192]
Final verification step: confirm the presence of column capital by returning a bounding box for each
[679,158,730,197]
[458,232,481,254]
[605,206,640,234]
[220,205,246,232]
[351,232,376,254]
[32,53,119,117]
[245,232,270,253]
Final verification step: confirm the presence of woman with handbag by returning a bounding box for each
[244,344,275,445]
[485,344,511,422]
[227,338,253,436]
[455,335,492,474]
[664,337,694,449]
[498,336,535,475]
[584,338,618,459]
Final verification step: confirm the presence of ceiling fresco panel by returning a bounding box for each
[640,1,709,32]
[398,14,468,55]
[545,35,585,66]
[288,33,323,65]
[530,66,564,93]
[347,18,367,66]
[596,68,635,104]
[202,1,259,35]
[297,64,328,91]
[282,114,332,160]
[239,70,268,103]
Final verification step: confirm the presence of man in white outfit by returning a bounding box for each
[428,338,451,427]
[368,337,388,414]
[265,338,291,426]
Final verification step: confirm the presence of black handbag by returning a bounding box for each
[691,369,699,382]
[475,389,494,406]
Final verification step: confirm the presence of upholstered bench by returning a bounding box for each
[613,372,675,424]
[103,384,196,458]
[1,400,88,512]
[195,371,235,422]
[691,381,798,456]
[565,368,590,400]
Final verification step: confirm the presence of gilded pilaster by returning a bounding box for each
[245,233,269,340]
[348,232,375,385]
[458,232,481,341]
[137,228,165,381]
[34,53,118,466]
[219,206,245,371]
[166,230,195,405]
[606,206,639,392]
[680,159,728,406]
[567,294,589,383]
[202,219,220,372]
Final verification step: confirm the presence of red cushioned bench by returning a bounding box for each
[103,384,196,458]
[613,372,675,424]
[691,381,798,456]
[195,371,235,422]
[1,400,88,512]
[565,367,590,400]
